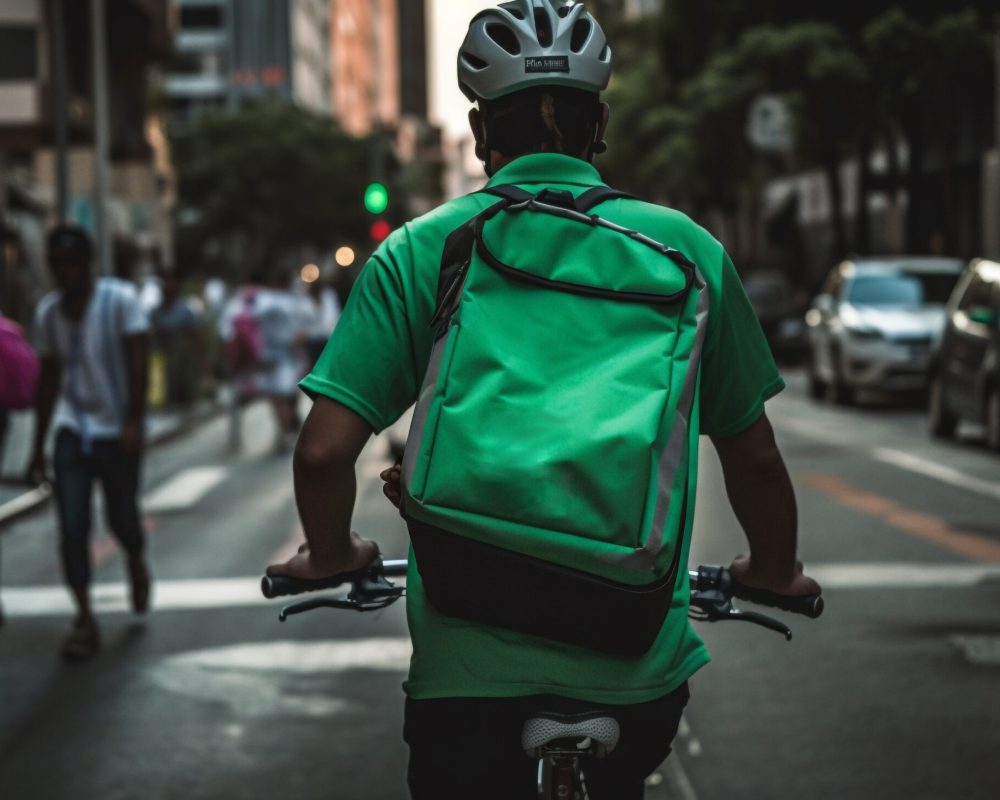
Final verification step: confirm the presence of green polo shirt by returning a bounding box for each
[302,153,783,703]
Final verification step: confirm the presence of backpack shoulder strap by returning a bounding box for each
[573,186,634,213]
[431,189,523,331]
[482,184,534,204]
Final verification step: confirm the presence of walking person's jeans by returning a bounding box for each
[53,428,145,589]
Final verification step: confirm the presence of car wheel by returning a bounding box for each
[827,347,854,406]
[807,349,825,400]
[986,386,1000,452]
[928,375,958,439]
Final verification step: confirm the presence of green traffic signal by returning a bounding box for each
[364,182,389,215]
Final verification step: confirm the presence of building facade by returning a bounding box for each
[165,0,330,127]
[0,0,173,324]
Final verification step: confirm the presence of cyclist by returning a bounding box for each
[268,1,820,796]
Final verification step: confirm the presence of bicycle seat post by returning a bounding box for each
[522,713,620,799]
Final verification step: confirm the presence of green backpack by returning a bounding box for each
[400,184,708,656]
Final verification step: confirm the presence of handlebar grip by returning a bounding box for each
[731,581,824,619]
[261,562,378,599]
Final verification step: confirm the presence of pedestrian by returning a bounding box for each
[150,270,203,407]
[220,272,302,452]
[27,225,152,662]
[299,277,341,369]
[268,1,821,796]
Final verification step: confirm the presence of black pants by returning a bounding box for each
[404,682,689,800]
[53,428,145,589]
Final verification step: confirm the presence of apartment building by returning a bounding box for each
[166,0,330,126]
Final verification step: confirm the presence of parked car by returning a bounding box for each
[805,256,964,404]
[743,270,808,364]
[928,258,1000,450]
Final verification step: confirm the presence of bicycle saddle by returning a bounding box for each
[521,712,621,759]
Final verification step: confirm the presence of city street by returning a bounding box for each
[1,372,998,800]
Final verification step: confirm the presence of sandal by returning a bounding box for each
[60,620,100,662]
[128,556,151,614]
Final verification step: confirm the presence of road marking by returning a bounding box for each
[143,466,229,513]
[809,562,1000,588]
[950,636,1000,665]
[775,417,1000,504]
[802,473,1000,563]
[149,639,412,718]
[872,448,1000,502]
[0,483,52,525]
[2,577,269,616]
[661,756,699,800]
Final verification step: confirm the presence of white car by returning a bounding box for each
[805,257,964,404]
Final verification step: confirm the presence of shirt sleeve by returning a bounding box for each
[299,242,425,433]
[699,251,785,438]
[118,285,150,335]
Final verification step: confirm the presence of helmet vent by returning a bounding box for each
[507,7,525,20]
[599,44,610,62]
[486,23,522,55]
[557,4,571,17]
[570,18,592,52]
[533,9,553,47]
[461,52,489,71]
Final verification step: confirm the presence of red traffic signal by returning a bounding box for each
[370,219,392,243]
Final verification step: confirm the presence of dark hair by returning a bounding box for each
[482,86,600,157]
[46,224,93,266]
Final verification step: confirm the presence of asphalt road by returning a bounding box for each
[0,372,998,799]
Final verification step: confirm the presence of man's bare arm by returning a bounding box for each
[267,397,380,579]
[27,356,60,482]
[711,412,820,596]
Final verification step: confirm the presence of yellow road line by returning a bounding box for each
[801,472,1000,563]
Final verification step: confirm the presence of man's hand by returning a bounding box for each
[728,554,821,597]
[120,416,144,456]
[380,462,402,508]
[266,531,380,580]
[26,449,48,486]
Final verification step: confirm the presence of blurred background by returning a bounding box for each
[1,3,999,799]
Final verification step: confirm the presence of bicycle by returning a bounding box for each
[261,559,822,799]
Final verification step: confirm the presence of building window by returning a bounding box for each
[0,27,37,80]
[180,6,223,30]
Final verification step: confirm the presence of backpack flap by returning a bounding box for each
[478,203,694,303]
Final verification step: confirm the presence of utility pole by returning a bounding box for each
[993,14,1000,258]
[91,0,112,275]
[48,0,69,223]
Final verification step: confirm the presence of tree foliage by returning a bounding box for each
[171,105,381,279]
[603,3,994,258]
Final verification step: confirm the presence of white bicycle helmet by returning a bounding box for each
[458,0,612,102]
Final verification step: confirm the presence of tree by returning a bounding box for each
[864,8,993,252]
[171,105,383,279]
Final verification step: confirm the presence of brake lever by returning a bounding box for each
[728,609,793,640]
[278,575,405,621]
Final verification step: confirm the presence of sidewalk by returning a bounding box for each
[0,403,221,528]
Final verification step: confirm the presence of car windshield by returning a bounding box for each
[846,273,958,307]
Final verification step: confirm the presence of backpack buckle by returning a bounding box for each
[533,189,577,210]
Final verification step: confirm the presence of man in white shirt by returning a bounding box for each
[28,226,151,661]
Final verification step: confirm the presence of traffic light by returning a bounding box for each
[370,219,392,243]
[364,182,389,215]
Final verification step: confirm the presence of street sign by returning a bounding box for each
[746,95,793,153]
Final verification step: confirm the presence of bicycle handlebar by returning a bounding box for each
[262,559,822,638]
[261,558,408,599]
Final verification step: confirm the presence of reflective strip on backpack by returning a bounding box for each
[602,267,710,574]
[402,324,452,491]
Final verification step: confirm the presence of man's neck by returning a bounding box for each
[61,280,95,320]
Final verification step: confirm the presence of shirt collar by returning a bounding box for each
[486,153,607,188]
